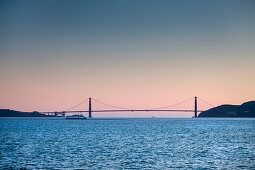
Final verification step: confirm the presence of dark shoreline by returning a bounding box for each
[0,109,53,117]
[198,101,255,117]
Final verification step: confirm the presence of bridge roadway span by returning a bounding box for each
[40,96,210,117]
[42,109,203,114]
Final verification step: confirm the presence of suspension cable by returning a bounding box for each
[65,98,89,111]
[197,97,214,107]
[150,97,195,110]
[65,96,214,111]
[91,98,132,110]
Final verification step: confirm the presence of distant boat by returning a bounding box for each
[65,114,86,119]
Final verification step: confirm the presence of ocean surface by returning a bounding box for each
[0,118,255,169]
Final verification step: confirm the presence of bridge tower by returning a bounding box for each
[194,96,198,118]
[89,98,92,118]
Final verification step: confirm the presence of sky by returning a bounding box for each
[0,0,255,117]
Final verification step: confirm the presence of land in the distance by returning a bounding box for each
[198,101,255,117]
[0,109,53,117]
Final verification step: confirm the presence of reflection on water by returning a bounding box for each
[0,118,255,169]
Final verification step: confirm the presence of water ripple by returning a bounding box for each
[0,118,255,169]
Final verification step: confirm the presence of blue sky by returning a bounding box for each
[0,0,255,117]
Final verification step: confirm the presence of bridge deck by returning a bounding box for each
[42,109,204,114]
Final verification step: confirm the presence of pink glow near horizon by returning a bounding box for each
[0,1,255,117]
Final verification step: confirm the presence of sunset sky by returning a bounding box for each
[0,0,255,117]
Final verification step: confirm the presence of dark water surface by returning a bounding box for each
[1,118,255,169]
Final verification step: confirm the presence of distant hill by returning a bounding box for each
[0,109,52,117]
[198,101,255,117]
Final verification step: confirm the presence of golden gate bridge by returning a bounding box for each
[41,96,214,118]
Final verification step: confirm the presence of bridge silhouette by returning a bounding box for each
[41,96,214,118]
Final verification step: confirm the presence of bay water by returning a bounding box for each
[1,118,255,169]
